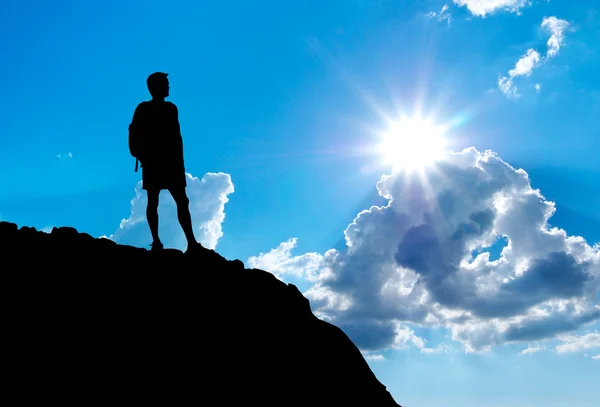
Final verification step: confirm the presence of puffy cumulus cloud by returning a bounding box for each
[498,17,570,98]
[250,148,600,353]
[247,238,325,281]
[555,331,600,354]
[452,0,530,17]
[109,172,234,251]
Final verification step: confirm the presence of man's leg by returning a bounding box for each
[168,186,199,248]
[146,188,161,245]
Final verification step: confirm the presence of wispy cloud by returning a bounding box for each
[364,353,385,361]
[520,345,546,355]
[421,343,453,354]
[498,16,570,98]
[426,4,452,26]
[453,0,531,17]
[555,331,600,354]
[498,49,541,98]
[56,152,73,159]
[542,16,570,58]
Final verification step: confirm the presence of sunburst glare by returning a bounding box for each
[376,114,448,174]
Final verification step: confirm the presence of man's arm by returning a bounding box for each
[171,103,184,161]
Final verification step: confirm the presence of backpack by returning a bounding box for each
[128,102,146,172]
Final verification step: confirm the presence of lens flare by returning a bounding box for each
[377,115,448,173]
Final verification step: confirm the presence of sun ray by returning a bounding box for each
[376,114,448,174]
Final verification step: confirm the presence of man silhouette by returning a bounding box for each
[128,72,201,252]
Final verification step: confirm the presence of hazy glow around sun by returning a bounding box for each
[377,115,448,173]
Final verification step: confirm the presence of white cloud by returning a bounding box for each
[364,353,385,361]
[555,331,600,354]
[453,0,530,17]
[393,324,426,350]
[421,343,453,354]
[247,237,325,281]
[249,148,600,353]
[109,172,234,251]
[520,345,545,355]
[535,84,541,92]
[593,355,600,359]
[542,16,569,58]
[57,152,73,159]
[509,49,542,77]
[498,17,570,98]
[498,49,542,98]
[426,4,452,25]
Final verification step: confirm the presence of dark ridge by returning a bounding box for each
[1,222,401,406]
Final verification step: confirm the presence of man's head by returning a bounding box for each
[147,72,170,99]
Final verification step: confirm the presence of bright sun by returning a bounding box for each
[376,115,448,173]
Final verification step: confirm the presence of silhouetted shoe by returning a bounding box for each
[150,241,164,251]
[185,241,203,254]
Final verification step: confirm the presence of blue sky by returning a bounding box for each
[1,0,599,406]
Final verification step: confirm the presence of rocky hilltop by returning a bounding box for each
[1,222,400,406]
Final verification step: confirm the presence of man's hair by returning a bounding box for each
[146,72,168,96]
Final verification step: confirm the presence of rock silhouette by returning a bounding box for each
[1,222,401,406]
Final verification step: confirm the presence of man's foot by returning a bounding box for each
[150,241,164,251]
[185,241,203,253]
